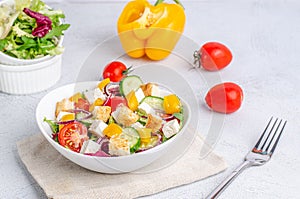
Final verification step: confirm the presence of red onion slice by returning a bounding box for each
[83,136,111,157]
[104,83,120,96]
[97,136,110,154]
[103,94,112,106]
[152,132,162,145]
[56,120,75,125]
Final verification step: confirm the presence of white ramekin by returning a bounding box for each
[0,52,54,66]
[0,55,62,95]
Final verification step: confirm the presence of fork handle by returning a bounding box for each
[206,160,252,199]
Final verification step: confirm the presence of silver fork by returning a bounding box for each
[206,117,287,199]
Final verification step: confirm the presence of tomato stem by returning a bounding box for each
[193,50,201,68]
[122,66,134,76]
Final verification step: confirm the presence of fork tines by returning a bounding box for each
[253,117,287,155]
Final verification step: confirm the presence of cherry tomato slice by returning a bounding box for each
[200,42,232,71]
[74,98,90,111]
[102,61,128,82]
[104,96,127,112]
[205,82,243,114]
[58,121,88,153]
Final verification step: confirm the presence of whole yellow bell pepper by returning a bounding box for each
[117,0,185,61]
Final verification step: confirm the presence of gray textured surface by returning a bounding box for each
[1,0,300,198]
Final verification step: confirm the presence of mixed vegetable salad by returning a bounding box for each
[0,0,70,59]
[44,75,184,157]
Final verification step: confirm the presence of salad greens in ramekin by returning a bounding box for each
[0,0,70,60]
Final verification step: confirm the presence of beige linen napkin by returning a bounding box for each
[17,133,227,199]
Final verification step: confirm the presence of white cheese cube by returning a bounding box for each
[138,102,156,115]
[135,88,145,103]
[56,111,75,121]
[151,84,161,97]
[80,140,101,154]
[89,120,108,137]
[152,84,174,98]
[111,104,139,127]
[109,134,130,156]
[84,88,106,104]
[159,90,172,97]
[162,119,180,138]
[131,122,144,129]
[111,108,119,122]
[84,89,95,104]
[55,98,74,117]
[94,88,106,101]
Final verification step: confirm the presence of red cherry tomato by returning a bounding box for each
[199,42,232,71]
[58,121,88,153]
[102,61,128,82]
[205,82,243,114]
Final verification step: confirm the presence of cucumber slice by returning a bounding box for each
[119,75,143,97]
[122,127,141,153]
[141,96,164,111]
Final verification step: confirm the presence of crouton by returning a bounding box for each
[55,98,74,117]
[141,83,155,96]
[111,104,139,127]
[88,120,108,137]
[109,134,130,156]
[145,114,163,133]
[93,106,111,122]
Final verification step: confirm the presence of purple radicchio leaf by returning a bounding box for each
[23,8,52,38]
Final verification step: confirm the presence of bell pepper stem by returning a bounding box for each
[154,0,164,6]
[154,0,185,9]
[173,0,185,8]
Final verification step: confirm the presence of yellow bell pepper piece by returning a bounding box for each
[58,113,75,131]
[69,92,82,103]
[163,94,181,114]
[98,78,110,91]
[137,128,152,144]
[89,104,95,112]
[117,0,185,61]
[125,90,139,111]
[89,98,105,112]
[94,98,105,106]
[103,123,123,138]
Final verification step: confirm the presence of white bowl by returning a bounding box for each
[0,55,62,95]
[36,81,191,174]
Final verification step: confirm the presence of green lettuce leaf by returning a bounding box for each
[43,24,70,39]
[0,39,8,51]
[0,0,70,59]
